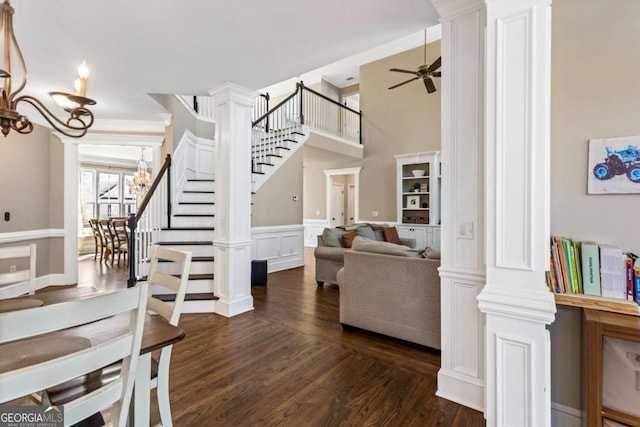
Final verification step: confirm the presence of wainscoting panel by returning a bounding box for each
[303,219,329,247]
[252,225,304,273]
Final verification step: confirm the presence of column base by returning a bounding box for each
[215,295,254,318]
[437,368,485,412]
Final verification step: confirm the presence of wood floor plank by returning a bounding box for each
[75,248,485,426]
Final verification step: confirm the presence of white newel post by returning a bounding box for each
[210,83,256,317]
[478,0,556,426]
[432,0,487,412]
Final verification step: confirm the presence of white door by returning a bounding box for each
[330,183,344,227]
[347,184,356,225]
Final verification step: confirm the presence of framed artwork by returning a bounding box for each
[588,135,640,194]
[406,195,420,208]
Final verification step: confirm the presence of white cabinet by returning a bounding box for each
[397,224,441,250]
[395,152,441,249]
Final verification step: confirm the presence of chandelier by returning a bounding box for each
[128,151,152,196]
[0,0,95,138]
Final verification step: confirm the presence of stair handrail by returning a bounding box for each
[128,154,172,287]
[252,82,362,144]
[252,86,300,129]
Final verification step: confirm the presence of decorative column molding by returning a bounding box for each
[432,0,487,412]
[477,0,556,426]
[209,83,256,317]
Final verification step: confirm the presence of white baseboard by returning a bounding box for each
[215,296,254,317]
[551,402,582,427]
[252,225,304,273]
[303,219,329,247]
[436,369,485,412]
[37,274,69,288]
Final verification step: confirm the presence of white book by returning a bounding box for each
[600,245,626,299]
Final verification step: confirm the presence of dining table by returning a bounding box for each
[0,286,185,427]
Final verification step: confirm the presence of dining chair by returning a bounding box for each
[0,283,149,427]
[97,219,114,264]
[0,243,36,299]
[138,245,192,427]
[111,218,130,267]
[89,219,106,262]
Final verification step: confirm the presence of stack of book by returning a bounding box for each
[547,236,640,306]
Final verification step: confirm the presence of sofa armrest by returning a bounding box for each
[314,245,345,263]
[399,237,416,248]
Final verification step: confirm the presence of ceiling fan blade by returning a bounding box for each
[423,77,436,94]
[389,68,418,75]
[428,56,442,72]
[388,76,419,90]
[432,71,441,78]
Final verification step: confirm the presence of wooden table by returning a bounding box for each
[0,287,185,426]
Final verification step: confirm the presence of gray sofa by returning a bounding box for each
[314,224,415,286]
[337,237,441,349]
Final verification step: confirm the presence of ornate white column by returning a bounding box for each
[432,0,487,411]
[477,0,556,426]
[210,83,255,317]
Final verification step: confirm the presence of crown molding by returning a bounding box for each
[432,0,485,20]
[56,132,164,146]
[28,114,167,135]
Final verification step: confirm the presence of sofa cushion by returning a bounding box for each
[341,231,358,248]
[356,226,377,241]
[351,236,421,258]
[322,227,347,248]
[382,226,401,244]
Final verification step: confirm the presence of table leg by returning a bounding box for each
[132,353,151,427]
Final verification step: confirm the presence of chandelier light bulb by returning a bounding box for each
[78,60,89,79]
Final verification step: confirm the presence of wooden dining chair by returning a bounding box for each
[139,245,192,427]
[0,243,36,299]
[89,219,106,262]
[111,218,129,267]
[0,283,149,427]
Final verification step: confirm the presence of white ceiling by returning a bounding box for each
[9,0,439,123]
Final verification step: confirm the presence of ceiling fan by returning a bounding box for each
[388,30,441,94]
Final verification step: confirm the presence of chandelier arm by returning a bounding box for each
[14,96,91,138]
[10,116,32,134]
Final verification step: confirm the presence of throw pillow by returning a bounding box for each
[321,228,346,248]
[356,225,377,240]
[382,226,401,244]
[341,230,358,248]
[419,247,441,260]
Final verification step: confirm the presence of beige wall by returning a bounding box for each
[0,125,65,278]
[150,94,214,151]
[303,42,441,223]
[548,0,640,411]
[303,146,361,219]
[251,148,304,227]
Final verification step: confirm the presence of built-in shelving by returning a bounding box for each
[554,292,640,316]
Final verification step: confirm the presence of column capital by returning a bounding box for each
[432,0,485,20]
[477,286,556,324]
[209,83,257,108]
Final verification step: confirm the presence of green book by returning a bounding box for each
[563,239,576,293]
[580,242,601,296]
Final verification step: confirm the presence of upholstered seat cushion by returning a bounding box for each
[351,237,421,258]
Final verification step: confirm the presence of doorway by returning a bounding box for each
[324,167,361,227]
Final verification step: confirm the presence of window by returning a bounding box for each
[80,166,139,233]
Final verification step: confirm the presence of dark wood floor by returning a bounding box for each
[78,249,485,426]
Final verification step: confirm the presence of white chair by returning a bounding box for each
[0,243,36,299]
[139,245,192,427]
[0,283,149,427]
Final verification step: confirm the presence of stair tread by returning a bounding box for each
[142,273,214,281]
[292,131,305,136]
[252,171,265,175]
[178,202,215,205]
[157,256,214,263]
[253,146,290,152]
[161,227,215,231]
[265,154,283,158]
[187,179,215,182]
[156,241,213,246]
[256,162,274,166]
[154,293,218,302]
[283,138,298,143]
[183,191,215,194]
[173,214,215,217]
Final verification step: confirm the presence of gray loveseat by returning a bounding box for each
[314,224,415,286]
[337,237,441,349]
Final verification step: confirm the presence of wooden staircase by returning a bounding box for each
[151,178,217,313]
